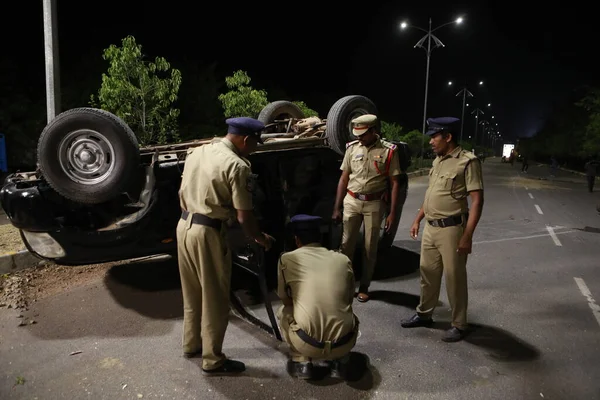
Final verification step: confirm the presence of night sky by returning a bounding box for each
[6,0,598,141]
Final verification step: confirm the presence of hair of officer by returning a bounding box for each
[294,228,322,246]
[441,130,457,144]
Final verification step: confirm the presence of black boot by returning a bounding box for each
[400,313,434,328]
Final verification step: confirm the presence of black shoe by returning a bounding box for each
[183,349,202,359]
[288,360,313,380]
[442,327,465,342]
[401,314,433,328]
[328,354,350,379]
[202,359,246,376]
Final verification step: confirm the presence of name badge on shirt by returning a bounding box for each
[354,154,364,160]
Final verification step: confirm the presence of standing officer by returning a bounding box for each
[332,114,402,302]
[277,214,359,380]
[401,117,484,342]
[177,117,274,375]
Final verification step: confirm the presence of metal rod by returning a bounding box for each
[43,0,61,123]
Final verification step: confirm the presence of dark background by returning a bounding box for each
[2,0,598,159]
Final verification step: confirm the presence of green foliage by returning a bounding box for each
[381,121,404,141]
[575,88,600,157]
[293,101,319,118]
[90,35,182,145]
[401,129,424,156]
[217,70,268,118]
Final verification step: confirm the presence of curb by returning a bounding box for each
[0,250,50,275]
[0,169,433,274]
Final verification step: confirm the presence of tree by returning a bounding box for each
[218,70,268,118]
[575,87,600,157]
[380,121,404,141]
[293,101,319,118]
[400,129,424,157]
[90,35,182,145]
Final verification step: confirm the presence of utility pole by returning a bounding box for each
[471,108,484,150]
[456,87,473,143]
[43,0,61,123]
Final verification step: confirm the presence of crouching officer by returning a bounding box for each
[277,214,359,379]
[332,114,402,302]
[177,117,274,375]
[401,117,484,342]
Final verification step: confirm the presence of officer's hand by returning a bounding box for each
[255,232,275,251]
[332,209,342,223]
[457,234,472,255]
[410,221,420,240]
[385,213,396,233]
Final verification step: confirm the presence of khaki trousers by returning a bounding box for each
[416,222,469,330]
[176,218,232,370]
[277,305,357,362]
[340,194,384,289]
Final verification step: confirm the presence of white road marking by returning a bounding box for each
[525,186,529,190]
[574,277,600,328]
[473,229,575,244]
[535,204,544,214]
[528,193,534,199]
[545,225,562,246]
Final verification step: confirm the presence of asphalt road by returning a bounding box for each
[1,158,600,400]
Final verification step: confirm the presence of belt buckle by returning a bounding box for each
[358,194,366,201]
[439,219,446,228]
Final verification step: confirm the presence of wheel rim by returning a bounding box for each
[58,129,116,185]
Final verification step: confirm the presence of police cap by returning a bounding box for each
[425,117,460,136]
[290,214,322,233]
[226,117,265,144]
[351,114,378,136]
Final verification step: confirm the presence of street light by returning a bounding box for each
[400,16,464,166]
[456,87,473,143]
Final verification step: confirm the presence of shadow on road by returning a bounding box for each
[366,290,420,309]
[306,352,381,390]
[104,256,184,319]
[352,242,420,283]
[463,323,541,362]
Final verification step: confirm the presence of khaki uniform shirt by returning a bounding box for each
[423,146,484,220]
[341,137,402,194]
[277,244,356,341]
[179,138,253,220]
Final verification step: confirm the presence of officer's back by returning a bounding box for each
[280,245,355,341]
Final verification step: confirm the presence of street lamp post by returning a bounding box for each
[471,107,484,150]
[43,0,61,122]
[401,16,463,167]
[456,87,473,143]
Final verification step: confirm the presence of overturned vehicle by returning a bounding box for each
[1,95,411,338]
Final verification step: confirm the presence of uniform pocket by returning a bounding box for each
[438,172,457,190]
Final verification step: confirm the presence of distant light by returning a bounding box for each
[479,81,484,85]
[456,17,463,24]
[487,103,491,106]
[448,81,453,85]
[466,103,469,106]
[400,22,407,29]
[492,116,495,119]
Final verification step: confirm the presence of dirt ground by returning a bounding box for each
[0,223,119,321]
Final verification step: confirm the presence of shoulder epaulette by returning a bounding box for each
[381,139,397,151]
[346,140,359,148]
[462,150,478,160]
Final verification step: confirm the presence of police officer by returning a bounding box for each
[332,114,402,302]
[277,214,359,380]
[401,117,484,342]
[177,117,274,375]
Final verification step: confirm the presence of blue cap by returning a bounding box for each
[226,117,265,143]
[425,117,460,136]
[290,214,322,232]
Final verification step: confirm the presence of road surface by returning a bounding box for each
[1,158,599,399]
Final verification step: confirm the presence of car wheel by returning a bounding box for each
[37,108,140,204]
[258,101,305,133]
[325,95,378,156]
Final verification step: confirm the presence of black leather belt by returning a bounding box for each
[347,189,386,201]
[181,210,222,230]
[295,317,359,350]
[427,214,468,228]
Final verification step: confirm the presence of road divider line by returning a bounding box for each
[525,186,529,190]
[574,277,600,328]
[545,225,562,246]
[535,204,543,214]
[528,193,534,199]
[473,229,575,245]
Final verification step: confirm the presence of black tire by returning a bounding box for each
[325,95,378,156]
[258,101,305,133]
[37,108,140,205]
